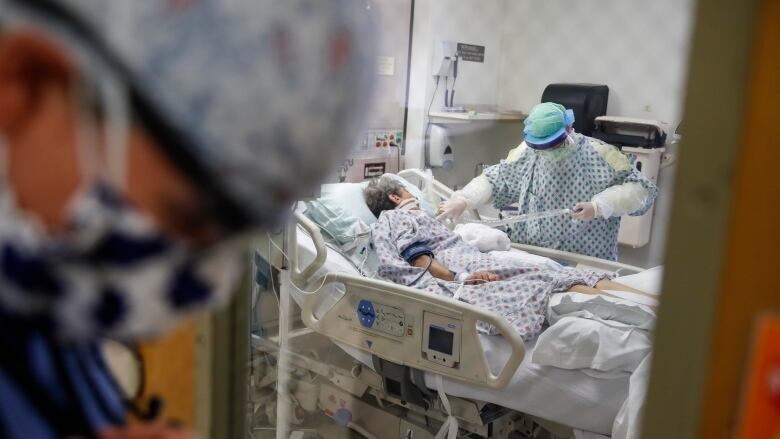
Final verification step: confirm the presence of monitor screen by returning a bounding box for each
[428,326,454,355]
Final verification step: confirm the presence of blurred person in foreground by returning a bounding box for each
[0,0,373,437]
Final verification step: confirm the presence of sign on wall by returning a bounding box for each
[457,43,485,62]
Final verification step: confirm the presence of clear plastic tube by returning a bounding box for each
[461,208,571,228]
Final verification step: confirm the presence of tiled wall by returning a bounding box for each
[498,0,695,126]
[407,0,694,168]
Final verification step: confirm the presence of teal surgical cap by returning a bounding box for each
[524,102,575,149]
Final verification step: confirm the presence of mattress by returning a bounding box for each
[291,227,662,435]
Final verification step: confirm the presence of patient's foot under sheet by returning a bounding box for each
[537,292,655,439]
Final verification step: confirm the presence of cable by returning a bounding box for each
[449,57,458,108]
[266,239,282,310]
[406,256,433,286]
[427,76,440,117]
[297,225,370,276]
[448,278,489,285]
[394,144,401,174]
[267,233,331,295]
[461,208,572,228]
[357,247,370,276]
[443,76,450,108]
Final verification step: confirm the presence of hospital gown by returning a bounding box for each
[483,133,658,261]
[370,208,610,341]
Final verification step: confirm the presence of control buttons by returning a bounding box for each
[357,299,375,328]
[355,299,405,336]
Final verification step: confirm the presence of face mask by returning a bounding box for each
[535,137,576,163]
[0,76,243,341]
[0,184,242,341]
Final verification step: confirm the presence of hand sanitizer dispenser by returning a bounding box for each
[427,124,454,170]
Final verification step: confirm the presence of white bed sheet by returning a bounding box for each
[291,228,661,435]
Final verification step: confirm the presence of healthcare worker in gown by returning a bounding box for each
[438,102,658,261]
[0,1,372,438]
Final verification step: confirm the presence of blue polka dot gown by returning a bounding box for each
[370,209,610,341]
[483,134,658,261]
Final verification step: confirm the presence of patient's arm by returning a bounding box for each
[409,255,498,284]
[410,255,455,281]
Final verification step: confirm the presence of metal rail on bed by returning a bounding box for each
[290,211,525,388]
[270,172,644,398]
[260,172,648,439]
[397,168,644,275]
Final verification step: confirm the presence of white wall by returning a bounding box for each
[406,0,509,169]
[498,0,694,125]
[494,0,695,268]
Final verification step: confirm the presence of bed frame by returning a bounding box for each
[249,171,644,439]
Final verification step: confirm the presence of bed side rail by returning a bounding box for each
[301,272,525,389]
[290,212,327,284]
[398,168,646,273]
[397,168,482,220]
[511,243,644,275]
[397,168,454,200]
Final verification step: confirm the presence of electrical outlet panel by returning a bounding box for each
[357,129,403,152]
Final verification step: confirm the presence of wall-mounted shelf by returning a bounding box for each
[429,110,526,124]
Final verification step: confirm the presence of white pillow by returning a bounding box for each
[319,182,377,225]
[488,249,563,270]
[532,315,652,375]
[613,266,663,295]
[318,174,438,226]
[453,223,511,252]
[532,293,655,375]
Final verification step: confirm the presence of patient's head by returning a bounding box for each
[364,176,415,217]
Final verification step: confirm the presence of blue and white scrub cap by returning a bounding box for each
[524,102,575,150]
[3,0,376,230]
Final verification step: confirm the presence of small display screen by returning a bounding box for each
[428,326,454,355]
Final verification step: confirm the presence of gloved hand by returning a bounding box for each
[437,195,468,221]
[571,202,597,221]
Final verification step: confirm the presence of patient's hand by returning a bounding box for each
[466,271,499,285]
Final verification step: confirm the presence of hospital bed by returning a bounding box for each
[249,170,660,439]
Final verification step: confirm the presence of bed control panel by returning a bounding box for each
[356,299,405,337]
[302,273,527,388]
[422,312,461,368]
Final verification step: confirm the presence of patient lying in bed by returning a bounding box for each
[364,175,652,341]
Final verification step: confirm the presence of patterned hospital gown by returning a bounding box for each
[370,209,610,341]
[483,133,658,261]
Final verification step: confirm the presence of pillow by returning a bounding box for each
[488,249,563,270]
[453,223,511,252]
[319,182,377,225]
[317,174,438,226]
[613,266,663,295]
[304,199,367,246]
[532,315,652,375]
[309,175,437,244]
